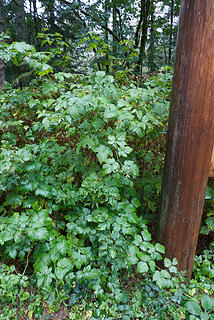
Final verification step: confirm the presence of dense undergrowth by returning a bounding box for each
[0,40,213,319]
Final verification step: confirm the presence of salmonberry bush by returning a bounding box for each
[0,39,213,319]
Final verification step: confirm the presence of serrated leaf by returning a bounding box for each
[201,295,214,311]
[103,158,120,174]
[164,258,172,268]
[137,261,148,273]
[55,258,73,280]
[127,254,138,266]
[6,193,24,206]
[185,301,201,316]
[95,145,113,164]
[155,243,165,254]
[141,230,151,241]
[138,252,151,262]
[200,312,210,320]
[133,234,142,246]
[148,260,156,272]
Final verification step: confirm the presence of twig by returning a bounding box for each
[22,249,32,276]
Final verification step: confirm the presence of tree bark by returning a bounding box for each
[32,0,39,36]
[168,0,174,62]
[112,0,117,72]
[158,0,214,280]
[148,3,155,72]
[0,0,5,89]
[48,0,55,32]
[136,0,151,75]
[14,0,28,42]
[112,2,117,54]
[104,0,109,73]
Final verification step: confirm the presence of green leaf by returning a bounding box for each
[35,184,51,198]
[6,193,24,206]
[141,230,151,241]
[55,258,73,280]
[103,158,120,174]
[205,186,214,199]
[164,258,172,268]
[127,254,138,266]
[69,293,80,306]
[205,216,214,231]
[153,271,172,289]
[12,42,35,53]
[122,160,139,177]
[137,261,148,273]
[138,252,151,262]
[133,234,142,246]
[148,260,156,272]
[201,295,214,311]
[185,301,201,316]
[20,291,30,302]
[104,105,118,119]
[96,71,105,77]
[155,243,165,254]
[200,312,210,320]
[95,145,113,164]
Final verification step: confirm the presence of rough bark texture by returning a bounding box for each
[158,0,214,279]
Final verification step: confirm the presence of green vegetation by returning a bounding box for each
[0,38,213,319]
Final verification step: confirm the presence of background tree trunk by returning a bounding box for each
[158,0,214,279]
[148,2,155,72]
[136,0,151,75]
[48,0,55,31]
[112,0,117,72]
[168,0,174,62]
[105,0,109,73]
[0,0,5,89]
[14,0,28,42]
[32,0,40,36]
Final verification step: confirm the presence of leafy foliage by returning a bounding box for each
[0,42,213,319]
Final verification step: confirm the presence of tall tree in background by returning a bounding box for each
[135,0,151,74]
[14,0,28,41]
[168,0,174,62]
[148,1,156,72]
[45,0,56,31]
[32,0,40,36]
[0,0,5,89]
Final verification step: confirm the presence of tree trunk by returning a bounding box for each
[148,3,155,72]
[136,0,151,75]
[32,0,39,36]
[158,0,214,280]
[112,2,117,53]
[168,0,174,62]
[112,1,117,72]
[105,0,109,73]
[14,0,28,42]
[0,0,5,89]
[47,0,55,32]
